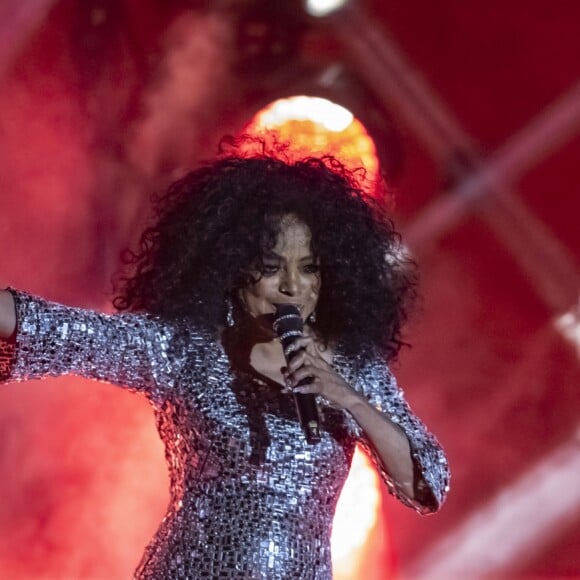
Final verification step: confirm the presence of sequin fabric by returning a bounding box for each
[0,290,449,579]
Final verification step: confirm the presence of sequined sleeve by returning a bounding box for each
[0,289,185,403]
[351,353,450,515]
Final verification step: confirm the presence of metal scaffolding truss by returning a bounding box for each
[325,3,579,320]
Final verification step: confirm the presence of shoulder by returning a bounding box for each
[159,315,221,362]
[336,341,390,374]
[338,344,401,405]
[331,341,391,391]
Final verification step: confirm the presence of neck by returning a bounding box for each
[222,315,279,369]
[237,313,277,343]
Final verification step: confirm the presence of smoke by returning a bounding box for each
[127,10,233,177]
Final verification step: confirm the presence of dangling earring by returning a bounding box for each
[307,310,317,325]
[226,297,235,327]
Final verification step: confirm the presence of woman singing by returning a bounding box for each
[0,144,449,579]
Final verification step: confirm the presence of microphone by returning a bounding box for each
[273,304,321,444]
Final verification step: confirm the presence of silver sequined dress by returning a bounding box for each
[0,291,449,579]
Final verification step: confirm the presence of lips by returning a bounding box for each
[272,303,303,313]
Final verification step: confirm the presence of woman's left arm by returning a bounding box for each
[342,387,425,502]
[285,339,450,514]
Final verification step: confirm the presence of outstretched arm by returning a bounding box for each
[0,290,16,338]
[0,289,187,403]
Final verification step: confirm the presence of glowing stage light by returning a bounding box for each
[304,0,349,18]
[256,96,353,132]
[554,304,580,358]
[331,448,381,577]
[244,95,380,188]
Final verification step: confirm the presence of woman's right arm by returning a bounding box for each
[0,290,16,338]
[0,289,188,402]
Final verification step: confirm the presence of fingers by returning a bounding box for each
[286,349,307,373]
[282,365,309,392]
[291,365,314,384]
[290,336,319,355]
[292,382,320,395]
[287,337,327,364]
[280,337,331,394]
[284,348,327,379]
[281,363,352,410]
[281,376,320,395]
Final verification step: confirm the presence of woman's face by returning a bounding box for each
[239,215,321,331]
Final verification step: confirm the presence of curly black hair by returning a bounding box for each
[114,141,417,361]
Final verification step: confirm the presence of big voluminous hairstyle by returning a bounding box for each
[114,139,417,361]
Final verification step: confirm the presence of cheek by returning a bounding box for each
[308,275,321,299]
[239,279,276,308]
[252,278,277,299]
[313,273,322,292]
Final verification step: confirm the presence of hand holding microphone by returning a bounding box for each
[273,304,321,444]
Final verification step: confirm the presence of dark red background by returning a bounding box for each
[0,1,578,578]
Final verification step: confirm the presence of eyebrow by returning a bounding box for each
[263,251,316,262]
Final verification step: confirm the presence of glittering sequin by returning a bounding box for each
[0,290,449,579]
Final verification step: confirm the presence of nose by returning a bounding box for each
[279,267,298,296]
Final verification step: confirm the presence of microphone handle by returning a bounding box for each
[274,308,321,444]
[293,391,321,445]
[281,333,321,444]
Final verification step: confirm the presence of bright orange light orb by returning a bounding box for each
[244,95,380,192]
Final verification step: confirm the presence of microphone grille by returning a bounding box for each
[273,305,303,350]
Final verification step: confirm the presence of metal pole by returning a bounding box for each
[0,0,58,79]
[325,3,579,313]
